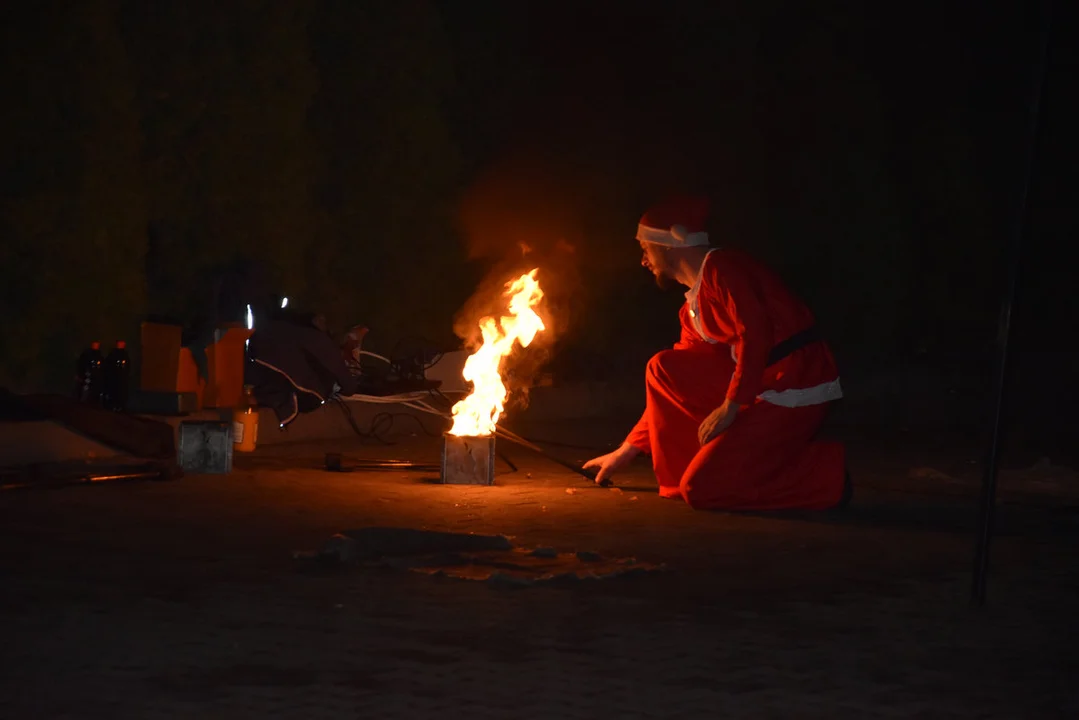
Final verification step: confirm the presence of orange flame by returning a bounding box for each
[449,269,545,436]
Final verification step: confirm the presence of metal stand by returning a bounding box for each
[971,0,1054,607]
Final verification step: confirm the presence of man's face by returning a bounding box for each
[640,241,675,289]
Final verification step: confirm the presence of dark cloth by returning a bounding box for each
[245,320,357,427]
[766,326,821,368]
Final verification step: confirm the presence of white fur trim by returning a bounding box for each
[759,378,844,407]
[684,250,719,344]
[637,224,709,248]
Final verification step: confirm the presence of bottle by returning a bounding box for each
[103,341,131,412]
[75,342,105,405]
[233,384,259,452]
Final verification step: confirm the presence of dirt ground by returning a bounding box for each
[1,418,1077,719]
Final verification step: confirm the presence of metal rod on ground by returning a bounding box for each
[333,465,442,473]
[493,426,608,486]
[1,469,166,492]
[324,453,440,473]
[404,400,602,485]
[972,0,1054,608]
[497,450,518,473]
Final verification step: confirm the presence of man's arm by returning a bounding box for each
[672,322,697,351]
[625,411,650,453]
[704,262,773,406]
[626,307,697,451]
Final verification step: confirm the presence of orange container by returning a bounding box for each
[177,347,206,408]
[202,327,254,409]
[140,321,253,410]
[139,322,183,393]
[233,384,259,452]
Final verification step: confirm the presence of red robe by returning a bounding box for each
[626,249,845,510]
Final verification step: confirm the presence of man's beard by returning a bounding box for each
[655,271,678,291]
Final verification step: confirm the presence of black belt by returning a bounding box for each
[766,326,822,368]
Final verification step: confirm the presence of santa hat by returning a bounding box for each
[635,195,710,248]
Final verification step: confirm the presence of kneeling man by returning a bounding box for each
[584,196,849,511]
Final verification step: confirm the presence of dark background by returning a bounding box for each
[1,1,1073,446]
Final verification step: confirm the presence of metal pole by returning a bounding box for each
[971,0,1054,607]
[494,426,609,485]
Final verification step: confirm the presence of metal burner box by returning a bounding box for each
[440,433,495,485]
[178,420,234,474]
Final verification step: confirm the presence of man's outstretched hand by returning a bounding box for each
[698,399,740,446]
[583,443,641,487]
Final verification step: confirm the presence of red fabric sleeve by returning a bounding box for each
[703,261,773,405]
[625,306,694,451]
[625,411,650,453]
[673,313,696,351]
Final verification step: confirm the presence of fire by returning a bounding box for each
[450,269,545,437]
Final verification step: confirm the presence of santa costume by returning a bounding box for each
[627,196,847,510]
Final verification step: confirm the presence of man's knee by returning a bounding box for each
[680,444,754,511]
[680,472,723,510]
[645,349,679,385]
[680,473,747,511]
[679,475,702,508]
[678,451,710,509]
